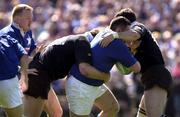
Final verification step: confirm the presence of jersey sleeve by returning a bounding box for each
[11,38,27,60]
[74,39,92,65]
[84,31,94,42]
[107,39,137,67]
[131,24,146,37]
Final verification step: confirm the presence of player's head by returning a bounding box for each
[115,8,136,23]
[12,4,33,32]
[109,16,131,32]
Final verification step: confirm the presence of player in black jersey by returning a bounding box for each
[23,35,110,117]
[100,8,172,117]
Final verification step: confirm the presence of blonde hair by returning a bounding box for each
[12,4,33,20]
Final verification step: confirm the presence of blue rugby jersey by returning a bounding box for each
[0,35,27,80]
[0,24,36,55]
[70,28,137,86]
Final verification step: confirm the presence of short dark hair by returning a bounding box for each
[109,16,131,31]
[115,8,136,23]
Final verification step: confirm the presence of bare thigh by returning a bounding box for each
[23,95,45,117]
[44,87,63,117]
[139,86,167,117]
[94,87,119,115]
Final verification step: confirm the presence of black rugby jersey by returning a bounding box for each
[131,22,165,73]
[40,35,92,80]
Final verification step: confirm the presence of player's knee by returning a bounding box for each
[103,102,119,114]
[111,102,120,113]
[58,109,63,117]
[54,112,63,117]
[51,107,63,117]
[60,108,63,117]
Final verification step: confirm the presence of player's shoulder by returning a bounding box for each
[131,21,147,29]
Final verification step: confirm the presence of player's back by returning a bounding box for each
[40,35,79,80]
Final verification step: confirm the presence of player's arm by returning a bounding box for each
[28,44,46,61]
[14,40,29,92]
[19,54,29,92]
[75,38,110,82]
[116,57,141,74]
[128,61,141,73]
[100,26,142,47]
[79,63,110,83]
[114,29,140,41]
[109,39,141,74]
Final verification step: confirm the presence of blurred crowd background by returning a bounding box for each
[0,0,180,117]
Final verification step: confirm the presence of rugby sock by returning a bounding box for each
[97,111,103,117]
[97,113,101,117]
[136,108,147,117]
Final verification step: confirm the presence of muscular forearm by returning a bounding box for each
[114,29,140,41]
[19,54,29,92]
[20,55,28,78]
[129,61,141,73]
[79,63,110,82]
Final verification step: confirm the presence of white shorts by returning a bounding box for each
[0,76,23,108]
[65,75,107,115]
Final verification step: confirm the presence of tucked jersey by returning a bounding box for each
[0,24,36,55]
[0,35,27,80]
[131,22,165,73]
[70,28,137,86]
[39,35,92,80]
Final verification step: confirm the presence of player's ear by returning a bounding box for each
[90,27,104,37]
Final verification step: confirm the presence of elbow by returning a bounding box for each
[134,62,141,73]
[130,61,141,73]
[133,35,139,40]
[130,30,141,40]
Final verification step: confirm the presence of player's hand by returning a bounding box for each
[19,74,28,92]
[36,44,46,53]
[126,40,141,54]
[28,68,38,75]
[100,34,114,47]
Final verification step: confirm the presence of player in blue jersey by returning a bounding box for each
[66,16,141,117]
[0,4,36,56]
[100,8,172,117]
[0,4,62,117]
[0,35,28,117]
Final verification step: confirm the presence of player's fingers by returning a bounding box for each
[28,68,38,75]
[100,41,106,48]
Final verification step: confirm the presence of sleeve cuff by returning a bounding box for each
[113,32,119,39]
